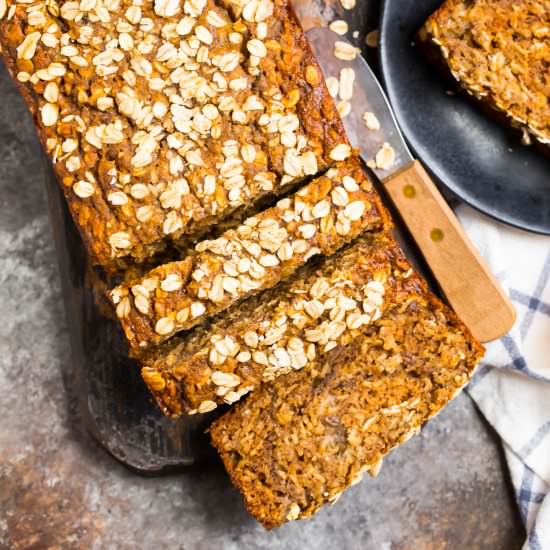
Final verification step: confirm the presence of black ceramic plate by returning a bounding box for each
[379,0,550,235]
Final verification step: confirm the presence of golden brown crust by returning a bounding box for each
[210,289,484,529]
[419,0,550,151]
[140,231,424,416]
[109,157,390,354]
[0,0,349,271]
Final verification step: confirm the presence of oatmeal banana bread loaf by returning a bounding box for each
[141,231,422,416]
[419,0,550,150]
[210,289,484,529]
[0,0,349,271]
[109,157,389,354]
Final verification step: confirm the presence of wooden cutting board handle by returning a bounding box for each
[383,160,516,343]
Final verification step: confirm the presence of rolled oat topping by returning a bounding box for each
[329,19,348,36]
[141,232,415,416]
[333,40,360,61]
[362,111,380,131]
[0,0,348,269]
[209,268,484,528]
[109,157,389,353]
[339,0,355,9]
[419,0,550,151]
[374,142,396,171]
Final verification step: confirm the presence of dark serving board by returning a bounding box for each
[45,160,218,475]
[379,0,550,235]
[43,0,436,475]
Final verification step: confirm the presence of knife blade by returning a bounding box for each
[306,27,515,343]
[306,27,413,182]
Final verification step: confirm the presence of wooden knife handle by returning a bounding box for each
[384,160,516,343]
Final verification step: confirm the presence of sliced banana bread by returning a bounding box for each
[210,284,484,528]
[419,0,550,150]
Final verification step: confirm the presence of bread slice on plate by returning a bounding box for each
[418,0,550,152]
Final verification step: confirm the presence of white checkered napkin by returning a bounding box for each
[456,205,550,550]
[506,448,550,550]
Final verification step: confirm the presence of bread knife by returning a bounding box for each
[307,27,516,343]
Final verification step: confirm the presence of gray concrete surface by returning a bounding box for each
[0,47,524,550]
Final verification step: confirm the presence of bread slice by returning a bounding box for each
[140,231,423,416]
[0,0,349,271]
[210,287,484,529]
[418,0,550,151]
[109,157,390,354]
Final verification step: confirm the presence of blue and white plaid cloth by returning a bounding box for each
[458,206,550,550]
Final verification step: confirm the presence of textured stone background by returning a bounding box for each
[0,10,525,550]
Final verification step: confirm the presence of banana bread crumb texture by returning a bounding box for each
[141,232,423,416]
[109,157,389,353]
[210,289,484,529]
[0,0,489,531]
[0,0,349,270]
[419,0,550,149]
